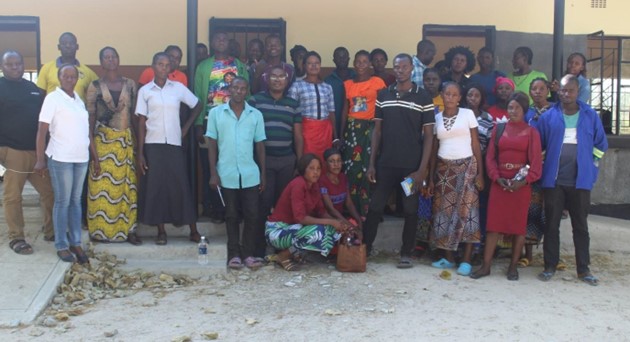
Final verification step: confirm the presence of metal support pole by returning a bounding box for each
[552,0,565,81]
[187,0,199,216]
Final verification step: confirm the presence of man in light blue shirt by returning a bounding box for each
[206,76,266,270]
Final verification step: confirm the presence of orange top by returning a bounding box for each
[343,76,386,120]
[138,67,188,87]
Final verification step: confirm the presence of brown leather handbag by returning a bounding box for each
[336,235,366,273]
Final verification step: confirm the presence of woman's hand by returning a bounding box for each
[33,159,47,177]
[497,178,511,191]
[137,155,148,176]
[91,159,101,177]
[366,165,376,183]
[475,174,485,191]
[508,179,527,192]
[427,180,435,197]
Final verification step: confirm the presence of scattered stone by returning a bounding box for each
[246,318,259,325]
[562,277,573,281]
[284,281,296,287]
[238,275,250,281]
[159,273,175,283]
[41,317,57,328]
[324,309,343,316]
[54,313,70,322]
[103,329,118,337]
[381,308,395,314]
[171,336,192,342]
[28,329,45,337]
[395,290,407,294]
[439,270,452,280]
[202,332,219,340]
[204,308,217,314]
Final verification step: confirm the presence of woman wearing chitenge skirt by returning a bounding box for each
[86,47,140,244]
[428,82,484,277]
[135,52,202,245]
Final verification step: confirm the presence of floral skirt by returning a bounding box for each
[431,157,480,251]
[342,118,373,216]
[265,221,341,257]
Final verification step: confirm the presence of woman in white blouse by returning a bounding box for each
[34,64,91,264]
[428,82,485,276]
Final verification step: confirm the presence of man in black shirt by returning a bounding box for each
[0,50,54,254]
[363,53,435,268]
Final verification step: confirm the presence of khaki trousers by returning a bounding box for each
[0,147,54,241]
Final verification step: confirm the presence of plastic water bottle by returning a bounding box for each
[512,165,530,183]
[198,236,208,265]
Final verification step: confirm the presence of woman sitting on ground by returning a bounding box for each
[320,148,363,233]
[266,154,351,271]
[471,92,542,281]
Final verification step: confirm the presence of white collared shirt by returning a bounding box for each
[135,79,199,146]
[38,87,90,162]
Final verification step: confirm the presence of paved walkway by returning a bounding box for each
[1,181,628,327]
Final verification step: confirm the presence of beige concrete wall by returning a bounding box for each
[4,0,629,67]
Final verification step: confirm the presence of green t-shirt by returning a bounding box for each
[508,70,547,104]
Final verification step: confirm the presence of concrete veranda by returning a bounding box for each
[1,181,629,332]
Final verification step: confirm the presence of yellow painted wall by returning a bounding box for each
[4,0,629,67]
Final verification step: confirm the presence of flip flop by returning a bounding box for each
[244,256,264,270]
[228,257,244,270]
[537,269,556,282]
[156,233,167,245]
[57,250,75,263]
[431,258,455,269]
[470,269,491,279]
[578,273,599,286]
[9,239,33,255]
[517,258,530,268]
[396,256,413,269]
[189,232,201,243]
[457,262,472,276]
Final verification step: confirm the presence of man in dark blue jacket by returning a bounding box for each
[537,74,608,286]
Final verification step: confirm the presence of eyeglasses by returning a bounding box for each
[269,75,287,81]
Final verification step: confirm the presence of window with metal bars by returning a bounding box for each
[208,18,287,62]
[591,0,606,8]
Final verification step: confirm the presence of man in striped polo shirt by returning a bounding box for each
[249,66,304,258]
[363,53,435,268]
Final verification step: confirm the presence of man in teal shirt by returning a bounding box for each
[206,77,266,270]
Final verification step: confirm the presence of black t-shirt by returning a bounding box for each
[374,83,435,169]
[0,77,43,150]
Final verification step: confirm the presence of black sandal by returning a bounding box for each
[127,232,143,246]
[9,239,33,255]
[69,246,90,265]
[507,267,519,281]
[470,269,491,279]
[57,250,75,263]
[156,233,167,245]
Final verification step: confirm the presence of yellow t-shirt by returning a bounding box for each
[37,58,98,102]
[432,95,444,113]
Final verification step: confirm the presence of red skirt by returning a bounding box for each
[302,117,332,163]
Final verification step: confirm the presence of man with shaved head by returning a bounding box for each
[36,32,98,101]
[0,50,55,254]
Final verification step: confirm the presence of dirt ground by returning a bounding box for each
[1,248,630,342]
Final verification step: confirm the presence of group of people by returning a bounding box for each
[0,31,607,286]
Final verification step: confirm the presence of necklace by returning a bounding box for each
[443,113,458,131]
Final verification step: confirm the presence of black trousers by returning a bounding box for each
[543,185,591,274]
[223,186,259,260]
[363,166,419,256]
[257,155,296,257]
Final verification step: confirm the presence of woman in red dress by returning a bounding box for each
[471,92,542,281]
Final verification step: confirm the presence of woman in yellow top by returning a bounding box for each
[340,50,386,217]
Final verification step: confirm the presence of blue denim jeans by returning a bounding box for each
[47,157,88,251]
